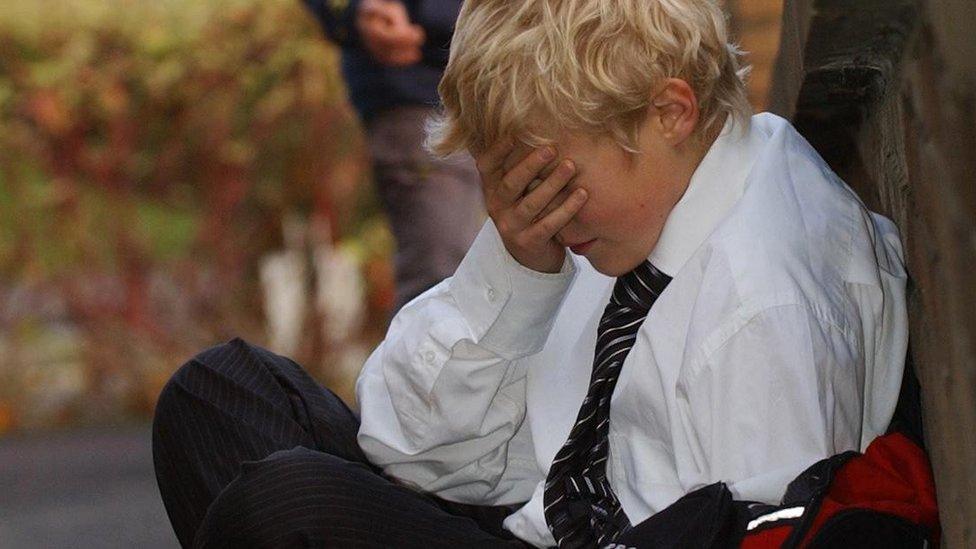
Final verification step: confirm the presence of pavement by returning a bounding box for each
[0,424,178,548]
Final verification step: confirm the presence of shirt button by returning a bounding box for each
[424,351,436,364]
[486,286,496,302]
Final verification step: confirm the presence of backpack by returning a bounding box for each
[612,363,940,549]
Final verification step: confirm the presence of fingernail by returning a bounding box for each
[576,189,588,200]
[540,147,555,160]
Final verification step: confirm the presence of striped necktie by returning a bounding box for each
[543,260,672,548]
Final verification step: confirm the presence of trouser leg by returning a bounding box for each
[193,446,525,548]
[366,105,485,312]
[152,338,523,548]
[152,338,370,546]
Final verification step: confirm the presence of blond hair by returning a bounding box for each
[426,0,751,157]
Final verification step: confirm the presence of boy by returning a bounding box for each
[152,0,908,547]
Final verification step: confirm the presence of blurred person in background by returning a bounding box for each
[304,0,483,313]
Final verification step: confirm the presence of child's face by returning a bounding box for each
[549,128,692,277]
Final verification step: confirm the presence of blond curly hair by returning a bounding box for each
[425,0,752,157]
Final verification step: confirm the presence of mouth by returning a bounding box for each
[567,239,597,255]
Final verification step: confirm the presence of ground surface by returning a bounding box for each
[0,424,178,548]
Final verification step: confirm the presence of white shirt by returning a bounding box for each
[356,113,908,547]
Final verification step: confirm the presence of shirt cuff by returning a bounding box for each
[449,220,576,359]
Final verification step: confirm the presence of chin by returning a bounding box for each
[585,256,637,277]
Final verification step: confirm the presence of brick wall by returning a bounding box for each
[768,0,976,545]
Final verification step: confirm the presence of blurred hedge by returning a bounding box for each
[0,0,387,431]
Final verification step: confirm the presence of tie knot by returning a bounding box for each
[610,260,671,313]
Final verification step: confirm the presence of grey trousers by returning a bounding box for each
[365,105,484,312]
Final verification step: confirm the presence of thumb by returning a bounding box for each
[409,24,426,44]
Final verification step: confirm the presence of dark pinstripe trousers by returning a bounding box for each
[152,338,528,548]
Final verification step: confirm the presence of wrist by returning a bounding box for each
[505,244,565,274]
[449,221,577,359]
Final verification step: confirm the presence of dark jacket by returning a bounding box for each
[303,0,462,120]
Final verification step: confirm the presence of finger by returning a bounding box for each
[502,142,560,178]
[535,156,562,182]
[383,1,413,27]
[515,159,576,221]
[502,142,532,173]
[497,146,557,204]
[371,42,423,65]
[529,188,588,241]
[475,137,515,181]
[504,155,559,185]
[385,13,423,40]
[533,184,572,222]
[409,25,426,45]
[359,20,391,42]
[358,0,384,16]
[368,29,422,51]
[360,32,411,64]
[356,13,381,35]
[378,49,422,66]
[372,25,424,47]
[359,0,393,23]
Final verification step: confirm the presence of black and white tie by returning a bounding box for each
[543,260,672,548]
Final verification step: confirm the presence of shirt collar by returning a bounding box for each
[648,114,766,276]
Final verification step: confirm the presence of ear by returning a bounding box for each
[650,78,699,145]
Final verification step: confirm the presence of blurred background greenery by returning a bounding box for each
[0,0,782,438]
[0,0,396,436]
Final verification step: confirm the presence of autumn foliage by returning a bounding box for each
[0,0,386,432]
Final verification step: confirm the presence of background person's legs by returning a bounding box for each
[152,338,522,548]
[366,105,484,312]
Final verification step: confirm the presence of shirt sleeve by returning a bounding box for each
[673,300,863,504]
[357,220,576,505]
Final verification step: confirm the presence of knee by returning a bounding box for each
[156,337,257,402]
[194,447,362,547]
[152,338,254,437]
[228,446,354,490]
